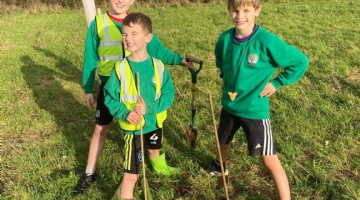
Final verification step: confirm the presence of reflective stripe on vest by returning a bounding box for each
[96,13,130,76]
[114,58,167,131]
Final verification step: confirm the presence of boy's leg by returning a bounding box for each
[242,118,290,199]
[207,109,241,176]
[86,123,111,168]
[75,125,111,192]
[146,129,181,175]
[86,82,113,169]
[75,82,113,192]
[262,155,290,200]
[147,148,160,159]
[119,173,139,199]
[115,133,141,199]
[216,143,231,163]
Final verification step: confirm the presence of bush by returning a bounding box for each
[1,0,226,9]
[2,0,96,9]
[1,0,308,10]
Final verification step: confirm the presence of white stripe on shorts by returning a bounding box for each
[262,119,274,155]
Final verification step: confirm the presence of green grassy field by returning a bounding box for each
[1,1,359,199]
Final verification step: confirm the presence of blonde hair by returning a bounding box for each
[227,0,261,10]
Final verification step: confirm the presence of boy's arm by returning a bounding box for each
[147,33,183,66]
[103,68,130,121]
[145,68,175,114]
[269,37,310,90]
[82,21,100,94]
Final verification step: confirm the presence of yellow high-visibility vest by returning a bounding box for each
[96,13,130,76]
[114,57,167,131]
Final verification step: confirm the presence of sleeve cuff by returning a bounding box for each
[271,79,282,90]
[122,110,131,121]
[84,86,93,94]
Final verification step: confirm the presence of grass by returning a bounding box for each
[1,1,359,199]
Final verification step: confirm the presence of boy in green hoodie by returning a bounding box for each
[206,0,309,199]
[77,0,190,193]
[104,12,178,200]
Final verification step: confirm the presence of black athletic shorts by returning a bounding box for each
[123,129,163,174]
[217,109,276,156]
[95,82,113,125]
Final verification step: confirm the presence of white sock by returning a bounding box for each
[85,166,96,175]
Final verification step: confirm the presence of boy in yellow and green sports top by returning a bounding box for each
[77,0,191,193]
[104,12,177,200]
[205,0,309,199]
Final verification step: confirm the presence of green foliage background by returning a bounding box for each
[1,0,310,8]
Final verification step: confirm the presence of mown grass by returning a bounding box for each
[1,1,359,199]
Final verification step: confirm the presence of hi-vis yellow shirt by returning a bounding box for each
[96,13,130,76]
[114,58,167,131]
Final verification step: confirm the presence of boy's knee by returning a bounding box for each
[123,173,139,184]
[94,124,111,136]
[262,155,282,171]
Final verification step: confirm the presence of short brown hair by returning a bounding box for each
[122,12,152,33]
[227,0,261,10]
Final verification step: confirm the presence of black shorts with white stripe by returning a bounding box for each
[95,82,113,125]
[123,129,163,174]
[217,109,277,156]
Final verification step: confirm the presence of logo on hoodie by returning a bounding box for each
[247,53,259,66]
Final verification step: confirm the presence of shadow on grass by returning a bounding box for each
[153,111,217,198]
[164,121,214,163]
[20,54,89,163]
[20,47,122,198]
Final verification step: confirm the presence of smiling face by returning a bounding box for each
[122,22,152,54]
[109,0,135,19]
[229,3,261,38]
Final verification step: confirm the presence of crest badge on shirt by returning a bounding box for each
[247,53,259,66]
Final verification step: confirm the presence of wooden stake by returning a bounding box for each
[208,91,230,200]
[97,8,102,15]
[82,0,96,27]
[136,72,148,200]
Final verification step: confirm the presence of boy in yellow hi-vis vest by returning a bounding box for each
[77,0,191,193]
[104,12,179,199]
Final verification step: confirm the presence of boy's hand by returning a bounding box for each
[126,111,142,125]
[260,82,277,97]
[136,96,146,115]
[181,58,194,68]
[84,94,95,109]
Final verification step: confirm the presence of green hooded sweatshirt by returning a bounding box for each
[215,26,309,119]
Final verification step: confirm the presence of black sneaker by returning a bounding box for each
[74,173,96,193]
[206,160,228,176]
